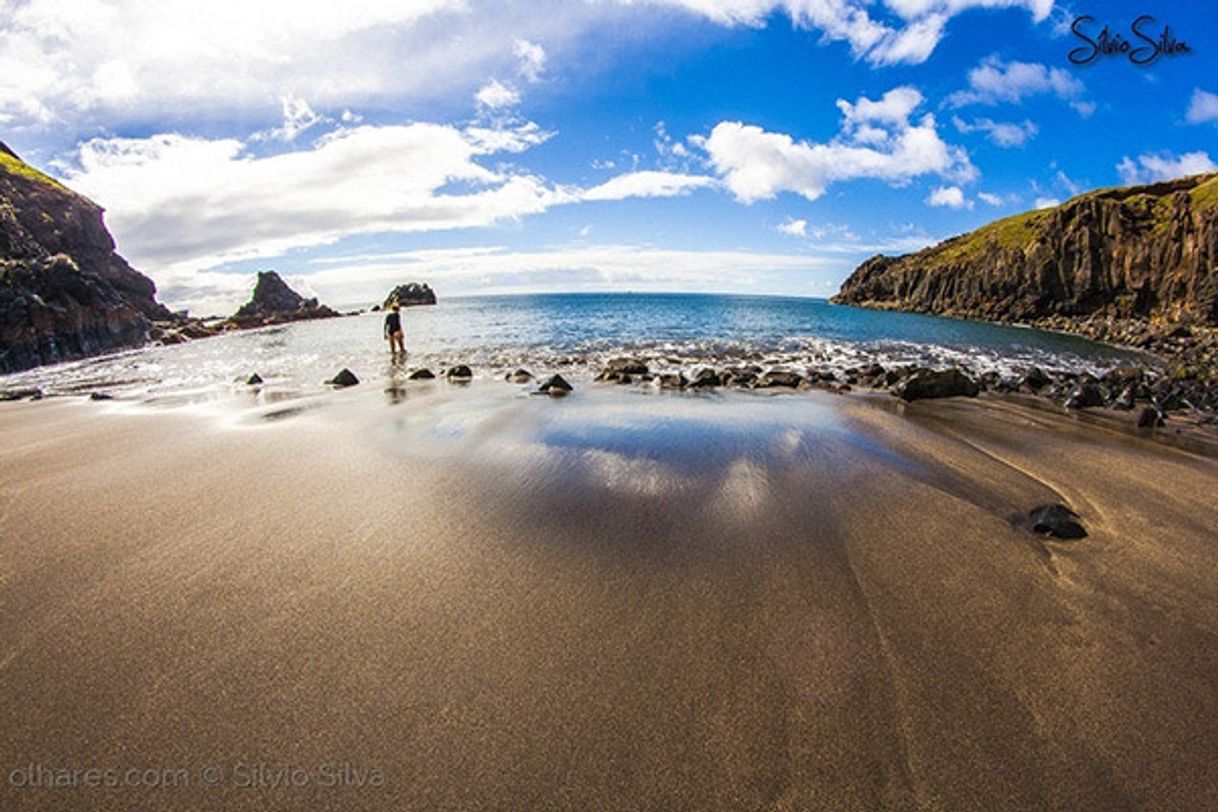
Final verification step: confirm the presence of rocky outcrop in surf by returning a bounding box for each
[0,141,172,373]
[225,271,340,328]
[383,282,436,308]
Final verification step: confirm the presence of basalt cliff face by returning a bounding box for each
[833,174,1218,326]
[1,142,170,373]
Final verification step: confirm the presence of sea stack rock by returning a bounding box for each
[226,271,340,328]
[384,282,437,308]
[0,141,173,373]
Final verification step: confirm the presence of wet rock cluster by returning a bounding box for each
[586,355,1208,428]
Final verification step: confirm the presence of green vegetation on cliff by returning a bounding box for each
[834,172,1218,326]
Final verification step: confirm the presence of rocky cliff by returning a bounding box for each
[833,173,1218,326]
[1,142,170,373]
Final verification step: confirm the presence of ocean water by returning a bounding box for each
[1,293,1145,402]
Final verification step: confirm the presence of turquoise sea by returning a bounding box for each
[0,293,1143,401]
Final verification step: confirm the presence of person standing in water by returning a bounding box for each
[384,303,405,354]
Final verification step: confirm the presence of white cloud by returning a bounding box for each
[626,1,1052,65]
[1186,89,1218,125]
[697,86,975,203]
[580,170,716,201]
[475,79,521,109]
[54,119,732,280]
[837,85,924,127]
[925,185,970,209]
[776,217,807,236]
[0,0,473,127]
[947,56,1086,108]
[60,123,573,272]
[256,94,325,142]
[1034,196,1059,209]
[951,115,1036,148]
[1116,151,1218,185]
[513,39,546,82]
[977,191,1004,206]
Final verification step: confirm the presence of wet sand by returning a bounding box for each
[2,386,1218,810]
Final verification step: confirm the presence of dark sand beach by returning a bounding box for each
[3,386,1218,810]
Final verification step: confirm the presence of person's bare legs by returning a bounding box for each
[390,332,406,354]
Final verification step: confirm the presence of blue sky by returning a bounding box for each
[1,0,1215,313]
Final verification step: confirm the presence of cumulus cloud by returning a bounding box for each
[1186,89,1218,125]
[951,115,1037,148]
[54,116,730,277]
[925,185,970,209]
[1034,196,1059,209]
[513,39,547,82]
[475,79,521,109]
[977,191,1004,206]
[947,56,1087,110]
[59,123,573,271]
[626,0,1052,65]
[696,86,975,203]
[1116,151,1218,185]
[776,217,808,237]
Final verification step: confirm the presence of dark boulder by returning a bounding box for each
[688,368,722,389]
[1064,382,1105,409]
[757,370,803,388]
[657,372,688,390]
[408,368,435,380]
[89,392,113,401]
[1027,504,1088,540]
[537,374,573,397]
[0,387,41,401]
[1113,385,1136,411]
[247,373,263,385]
[1021,366,1052,391]
[722,367,759,387]
[1136,406,1165,428]
[597,357,650,383]
[893,368,979,401]
[327,368,359,388]
[445,365,473,381]
[506,368,534,383]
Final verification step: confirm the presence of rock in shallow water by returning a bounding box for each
[537,374,573,397]
[408,368,435,380]
[757,370,803,389]
[1027,504,1088,540]
[445,365,473,381]
[506,368,533,383]
[247,373,263,385]
[1137,405,1165,428]
[1064,382,1105,409]
[327,368,359,388]
[893,368,979,401]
